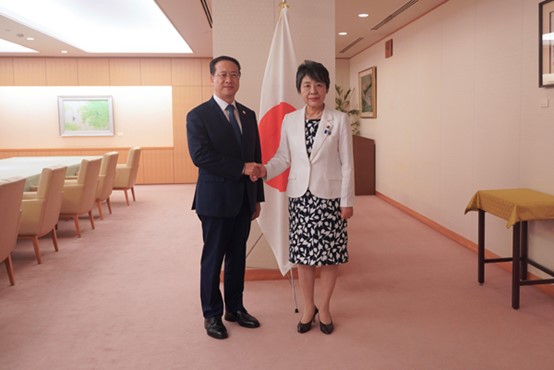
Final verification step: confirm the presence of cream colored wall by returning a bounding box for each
[335,59,350,91]
[349,0,554,276]
[0,86,172,148]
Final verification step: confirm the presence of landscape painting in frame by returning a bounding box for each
[358,66,377,118]
[540,0,554,86]
[58,96,114,136]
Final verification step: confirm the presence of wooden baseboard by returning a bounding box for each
[244,268,297,281]
[217,268,295,281]
[375,191,554,299]
[218,267,321,281]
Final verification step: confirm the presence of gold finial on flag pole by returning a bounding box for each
[278,0,289,9]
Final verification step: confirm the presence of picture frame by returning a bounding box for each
[58,96,114,136]
[358,66,377,118]
[539,0,554,87]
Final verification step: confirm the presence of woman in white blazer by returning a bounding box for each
[256,61,354,334]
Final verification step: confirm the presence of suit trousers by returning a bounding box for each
[198,195,252,319]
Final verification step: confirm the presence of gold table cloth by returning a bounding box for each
[465,188,554,228]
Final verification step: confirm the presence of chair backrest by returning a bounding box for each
[36,166,67,232]
[76,158,102,213]
[96,151,119,200]
[126,147,141,187]
[0,177,26,262]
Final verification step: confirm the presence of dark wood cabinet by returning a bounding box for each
[352,135,375,195]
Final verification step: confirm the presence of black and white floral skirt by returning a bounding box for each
[288,190,348,266]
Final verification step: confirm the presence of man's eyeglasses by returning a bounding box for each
[214,72,241,80]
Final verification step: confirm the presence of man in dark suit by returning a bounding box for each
[186,55,264,340]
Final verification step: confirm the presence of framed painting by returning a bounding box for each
[58,96,114,136]
[540,0,554,87]
[358,66,377,118]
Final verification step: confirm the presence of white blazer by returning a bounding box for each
[265,106,355,207]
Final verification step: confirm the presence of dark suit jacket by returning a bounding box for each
[186,97,264,217]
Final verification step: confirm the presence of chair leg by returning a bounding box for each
[51,228,59,252]
[123,190,130,206]
[96,200,104,220]
[131,186,136,202]
[5,256,15,286]
[89,210,95,230]
[73,215,82,238]
[107,197,112,214]
[31,236,43,264]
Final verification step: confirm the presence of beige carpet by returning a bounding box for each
[1,184,554,370]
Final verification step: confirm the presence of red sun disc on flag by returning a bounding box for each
[259,102,296,192]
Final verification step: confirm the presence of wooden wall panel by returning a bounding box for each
[172,86,203,183]
[200,58,212,86]
[77,59,110,86]
[13,58,47,86]
[140,148,174,184]
[0,58,14,86]
[109,58,141,85]
[170,58,203,86]
[140,59,172,86]
[46,58,79,86]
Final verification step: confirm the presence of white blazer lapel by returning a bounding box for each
[309,110,333,161]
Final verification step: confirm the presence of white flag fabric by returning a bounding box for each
[258,7,302,276]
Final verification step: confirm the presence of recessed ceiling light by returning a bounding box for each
[338,32,348,36]
[0,0,193,54]
[26,37,34,41]
[61,50,68,54]
[358,13,369,18]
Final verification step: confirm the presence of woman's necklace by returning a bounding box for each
[305,109,323,120]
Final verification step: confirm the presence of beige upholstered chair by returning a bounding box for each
[59,158,102,237]
[95,151,119,219]
[18,166,67,264]
[0,177,26,286]
[113,147,141,206]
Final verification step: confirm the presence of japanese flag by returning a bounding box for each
[258,6,302,276]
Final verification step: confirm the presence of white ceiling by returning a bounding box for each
[0,0,447,59]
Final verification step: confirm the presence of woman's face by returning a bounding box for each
[299,75,327,110]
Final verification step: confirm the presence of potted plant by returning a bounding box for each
[334,84,360,135]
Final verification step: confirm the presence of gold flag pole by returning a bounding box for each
[278,0,289,9]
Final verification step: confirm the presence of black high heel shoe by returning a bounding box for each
[297,307,318,333]
[319,320,334,335]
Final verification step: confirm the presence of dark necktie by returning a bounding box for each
[226,105,242,146]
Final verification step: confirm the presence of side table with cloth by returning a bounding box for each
[465,188,554,309]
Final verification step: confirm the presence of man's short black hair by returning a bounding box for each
[210,55,241,75]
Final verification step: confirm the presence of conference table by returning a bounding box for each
[0,156,100,190]
[465,188,554,309]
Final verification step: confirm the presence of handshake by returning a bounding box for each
[244,163,267,182]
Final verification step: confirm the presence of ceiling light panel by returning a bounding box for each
[0,38,38,52]
[0,0,192,54]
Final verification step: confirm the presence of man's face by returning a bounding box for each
[211,60,240,103]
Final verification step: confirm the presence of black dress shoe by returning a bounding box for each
[297,307,318,334]
[224,310,260,328]
[319,320,334,335]
[204,317,228,339]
